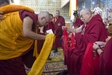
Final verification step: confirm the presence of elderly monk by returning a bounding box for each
[93,6,112,75]
[62,8,108,75]
[53,10,65,52]
[0,5,51,75]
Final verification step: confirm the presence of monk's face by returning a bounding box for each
[55,11,60,17]
[80,11,92,23]
[38,17,49,27]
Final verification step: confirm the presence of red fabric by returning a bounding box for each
[80,43,99,75]
[62,29,76,66]
[62,30,69,63]
[0,57,26,75]
[47,21,54,32]
[19,10,38,31]
[74,19,83,27]
[53,16,65,48]
[99,37,112,75]
[64,14,108,75]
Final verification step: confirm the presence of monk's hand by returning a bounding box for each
[0,12,4,21]
[93,43,100,50]
[62,26,67,30]
[95,41,106,48]
[75,25,83,33]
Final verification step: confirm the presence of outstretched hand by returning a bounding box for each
[62,26,67,30]
[75,25,83,33]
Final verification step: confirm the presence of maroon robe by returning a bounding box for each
[43,21,54,33]
[47,21,54,32]
[99,37,112,75]
[53,16,65,48]
[74,19,83,27]
[65,14,108,75]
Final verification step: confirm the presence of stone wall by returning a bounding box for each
[20,0,70,23]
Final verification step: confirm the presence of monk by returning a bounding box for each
[42,14,54,33]
[22,13,54,68]
[0,5,51,75]
[62,8,108,75]
[92,6,112,75]
[73,10,83,28]
[53,10,65,52]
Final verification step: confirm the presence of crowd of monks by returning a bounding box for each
[0,0,112,75]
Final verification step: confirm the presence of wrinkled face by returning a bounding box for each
[80,11,91,23]
[38,17,49,27]
[55,11,60,17]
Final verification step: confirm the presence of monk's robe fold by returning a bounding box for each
[80,43,99,75]
[28,34,55,75]
[0,5,34,14]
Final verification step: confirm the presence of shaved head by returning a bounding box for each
[38,11,51,27]
[80,8,93,23]
[39,11,51,22]
[80,8,92,15]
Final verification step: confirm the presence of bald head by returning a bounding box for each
[39,11,51,22]
[38,11,51,27]
[80,8,93,23]
[80,8,92,15]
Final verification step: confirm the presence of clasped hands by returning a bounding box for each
[93,41,106,50]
